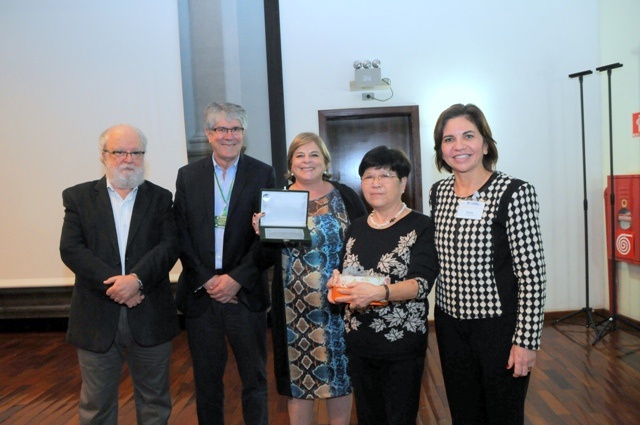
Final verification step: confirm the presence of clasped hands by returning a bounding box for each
[326,270,386,309]
[202,273,241,304]
[104,274,144,308]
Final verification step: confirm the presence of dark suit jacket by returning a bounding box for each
[174,154,276,317]
[60,177,181,353]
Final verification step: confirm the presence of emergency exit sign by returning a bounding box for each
[633,112,640,138]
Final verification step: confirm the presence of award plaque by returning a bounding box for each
[259,189,311,242]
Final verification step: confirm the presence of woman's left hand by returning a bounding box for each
[342,281,386,309]
[507,345,536,378]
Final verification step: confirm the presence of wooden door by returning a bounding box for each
[318,105,422,212]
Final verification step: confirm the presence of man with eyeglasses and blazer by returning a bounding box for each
[174,102,276,424]
[60,124,180,424]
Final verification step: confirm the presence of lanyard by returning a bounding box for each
[214,171,234,216]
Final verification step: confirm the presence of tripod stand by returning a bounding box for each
[552,70,600,335]
[593,62,640,344]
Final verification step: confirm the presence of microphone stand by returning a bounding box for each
[552,70,600,336]
[593,62,640,344]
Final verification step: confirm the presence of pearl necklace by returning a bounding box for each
[369,203,407,228]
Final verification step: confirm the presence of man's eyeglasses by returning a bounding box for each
[361,173,398,184]
[211,127,244,135]
[103,150,145,159]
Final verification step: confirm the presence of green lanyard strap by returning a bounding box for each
[214,171,235,216]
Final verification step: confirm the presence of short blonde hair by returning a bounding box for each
[286,132,332,181]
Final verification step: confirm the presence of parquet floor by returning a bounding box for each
[0,313,639,424]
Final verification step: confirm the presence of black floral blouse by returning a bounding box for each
[339,211,439,359]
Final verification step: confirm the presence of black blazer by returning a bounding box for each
[60,177,180,353]
[174,154,276,317]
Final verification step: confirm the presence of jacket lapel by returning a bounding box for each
[201,159,215,227]
[228,154,248,215]
[127,181,150,251]
[94,177,119,255]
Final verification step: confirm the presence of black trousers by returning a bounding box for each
[348,351,425,425]
[435,307,530,425]
[186,299,268,425]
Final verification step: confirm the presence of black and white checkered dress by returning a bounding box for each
[429,171,547,350]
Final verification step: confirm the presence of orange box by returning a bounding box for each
[332,275,389,306]
[331,285,347,300]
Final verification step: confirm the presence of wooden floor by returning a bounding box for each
[0,313,639,424]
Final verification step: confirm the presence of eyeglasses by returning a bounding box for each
[103,150,145,159]
[361,173,398,184]
[211,127,244,135]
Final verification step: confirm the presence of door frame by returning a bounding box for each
[318,105,423,212]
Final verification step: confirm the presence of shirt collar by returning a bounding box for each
[212,155,240,172]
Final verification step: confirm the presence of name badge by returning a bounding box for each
[456,200,485,220]
[214,215,227,228]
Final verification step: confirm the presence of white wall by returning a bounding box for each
[0,0,187,285]
[600,0,640,319]
[279,0,609,317]
[1,0,637,320]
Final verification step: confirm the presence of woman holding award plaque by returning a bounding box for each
[327,145,439,425]
[253,132,366,425]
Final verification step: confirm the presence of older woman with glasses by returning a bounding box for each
[327,145,439,425]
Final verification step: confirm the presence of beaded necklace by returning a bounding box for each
[369,202,407,228]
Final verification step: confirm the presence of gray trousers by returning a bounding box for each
[77,307,173,425]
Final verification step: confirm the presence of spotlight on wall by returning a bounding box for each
[350,59,387,91]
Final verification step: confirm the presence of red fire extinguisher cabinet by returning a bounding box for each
[604,174,640,266]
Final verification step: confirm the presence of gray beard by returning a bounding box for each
[107,164,145,190]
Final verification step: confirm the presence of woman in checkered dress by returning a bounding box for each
[429,104,547,425]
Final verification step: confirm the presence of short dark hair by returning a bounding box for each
[358,145,411,178]
[433,103,498,173]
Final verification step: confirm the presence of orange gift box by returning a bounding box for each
[332,275,389,306]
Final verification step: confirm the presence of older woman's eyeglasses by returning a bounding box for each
[212,127,244,135]
[361,173,398,184]
[103,150,145,159]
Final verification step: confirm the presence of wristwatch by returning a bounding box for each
[131,273,143,292]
